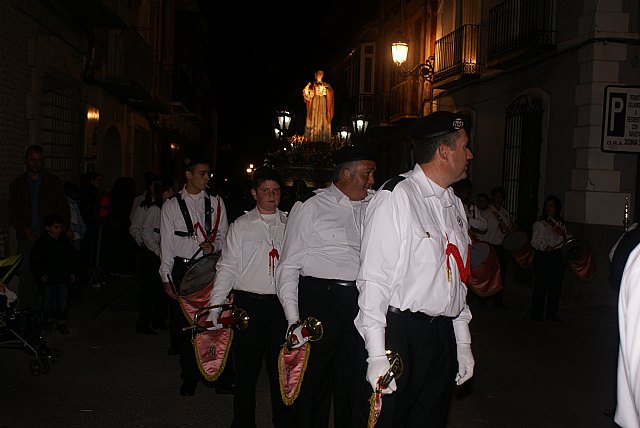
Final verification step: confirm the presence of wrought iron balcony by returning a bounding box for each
[487,0,556,69]
[433,25,481,88]
[101,28,153,102]
[387,80,423,123]
[55,0,129,29]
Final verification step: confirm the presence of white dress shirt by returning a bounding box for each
[276,183,372,323]
[616,243,640,428]
[208,208,287,306]
[159,187,228,282]
[531,217,569,251]
[142,204,162,257]
[354,164,473,354]
[465,203,487,234]
[129,192,147,246]
[483,205,511,245]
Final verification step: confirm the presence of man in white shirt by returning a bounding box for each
[354,111,475,427]
[159,156,229,397]
[616,243,640,428]
[206,166,293,427]
[276,144,376,428]
[483,186,511,308]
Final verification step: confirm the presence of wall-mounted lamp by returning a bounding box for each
[391,40,434,83]
[87,106,100,123]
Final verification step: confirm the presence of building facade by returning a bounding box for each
[0,0,216,256]
[332,0,639,307]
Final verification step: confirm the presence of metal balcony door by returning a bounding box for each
[502,95,543,232]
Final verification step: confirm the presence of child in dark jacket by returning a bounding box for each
[30,212,78,334]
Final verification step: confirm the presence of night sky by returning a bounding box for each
[198,1,378,180]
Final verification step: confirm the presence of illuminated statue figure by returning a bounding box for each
[303,70,334,143]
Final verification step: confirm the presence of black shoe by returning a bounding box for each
[214,383,235,395]
[152,321,169,330]
[180,382,196,396]
[136,325,157,335]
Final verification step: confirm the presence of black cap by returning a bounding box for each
[410,111,467,140]
[333,145,377,165]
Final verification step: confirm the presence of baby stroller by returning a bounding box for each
[0,254,61,376]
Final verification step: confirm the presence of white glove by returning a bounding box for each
[205,307,223,330]
[366,355,397,394]
[455,344,475,385]
[285,321,308,349]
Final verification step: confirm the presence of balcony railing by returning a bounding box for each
[387,80,423,123]
[56,0,129,28]
[104,28,152,100]
[487,0,556,69]
[433,25,481,87]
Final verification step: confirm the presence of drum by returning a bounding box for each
[179,253,220,296]
[561,238,597,281]
[468,242,503,297]
[502,230,535,268]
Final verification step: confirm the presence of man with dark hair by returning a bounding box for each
[355,111,475,427]
[206,165,293,427]
[9,145,70,312]
[277,144,376,427]
[159,155,230,396]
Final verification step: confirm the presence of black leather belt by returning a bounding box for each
[234,289,277,301]
[387,306,452,323]
[300,276,356,287]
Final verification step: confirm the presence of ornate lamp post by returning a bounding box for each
[275,108,294,150]
[391,40,435,83]
[352,114,369,145]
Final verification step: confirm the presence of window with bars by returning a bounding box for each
[41,72,83,183]
[502,95,543,232]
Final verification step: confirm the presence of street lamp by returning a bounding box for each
[337,125,351,145]
[275,108,294,150]
[391,40,435,83]
[352,114,369,144]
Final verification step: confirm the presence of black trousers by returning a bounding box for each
[376,309,457,428]
[531,249,565,319]
[230,290,294,428]
[137,247,167,328]
[294,276,368,428]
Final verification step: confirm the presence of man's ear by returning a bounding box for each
[438,144,449,160]
[341,167,351,181]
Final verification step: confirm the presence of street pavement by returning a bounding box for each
[0,272,622,428]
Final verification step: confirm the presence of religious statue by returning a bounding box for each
[302,70,334,143]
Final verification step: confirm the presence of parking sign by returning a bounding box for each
[602,85,640,152]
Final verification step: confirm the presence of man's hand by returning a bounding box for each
[455,344,475,385]
[205,307,222,330]
[163,281,178,300]
[366,355,397,394]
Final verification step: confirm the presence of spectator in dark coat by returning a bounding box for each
[30,212,78,335]
[8,145,70,312]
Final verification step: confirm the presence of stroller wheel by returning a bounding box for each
[48,346,62,363]
[29,359,41,376]
[39,357,51,374]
